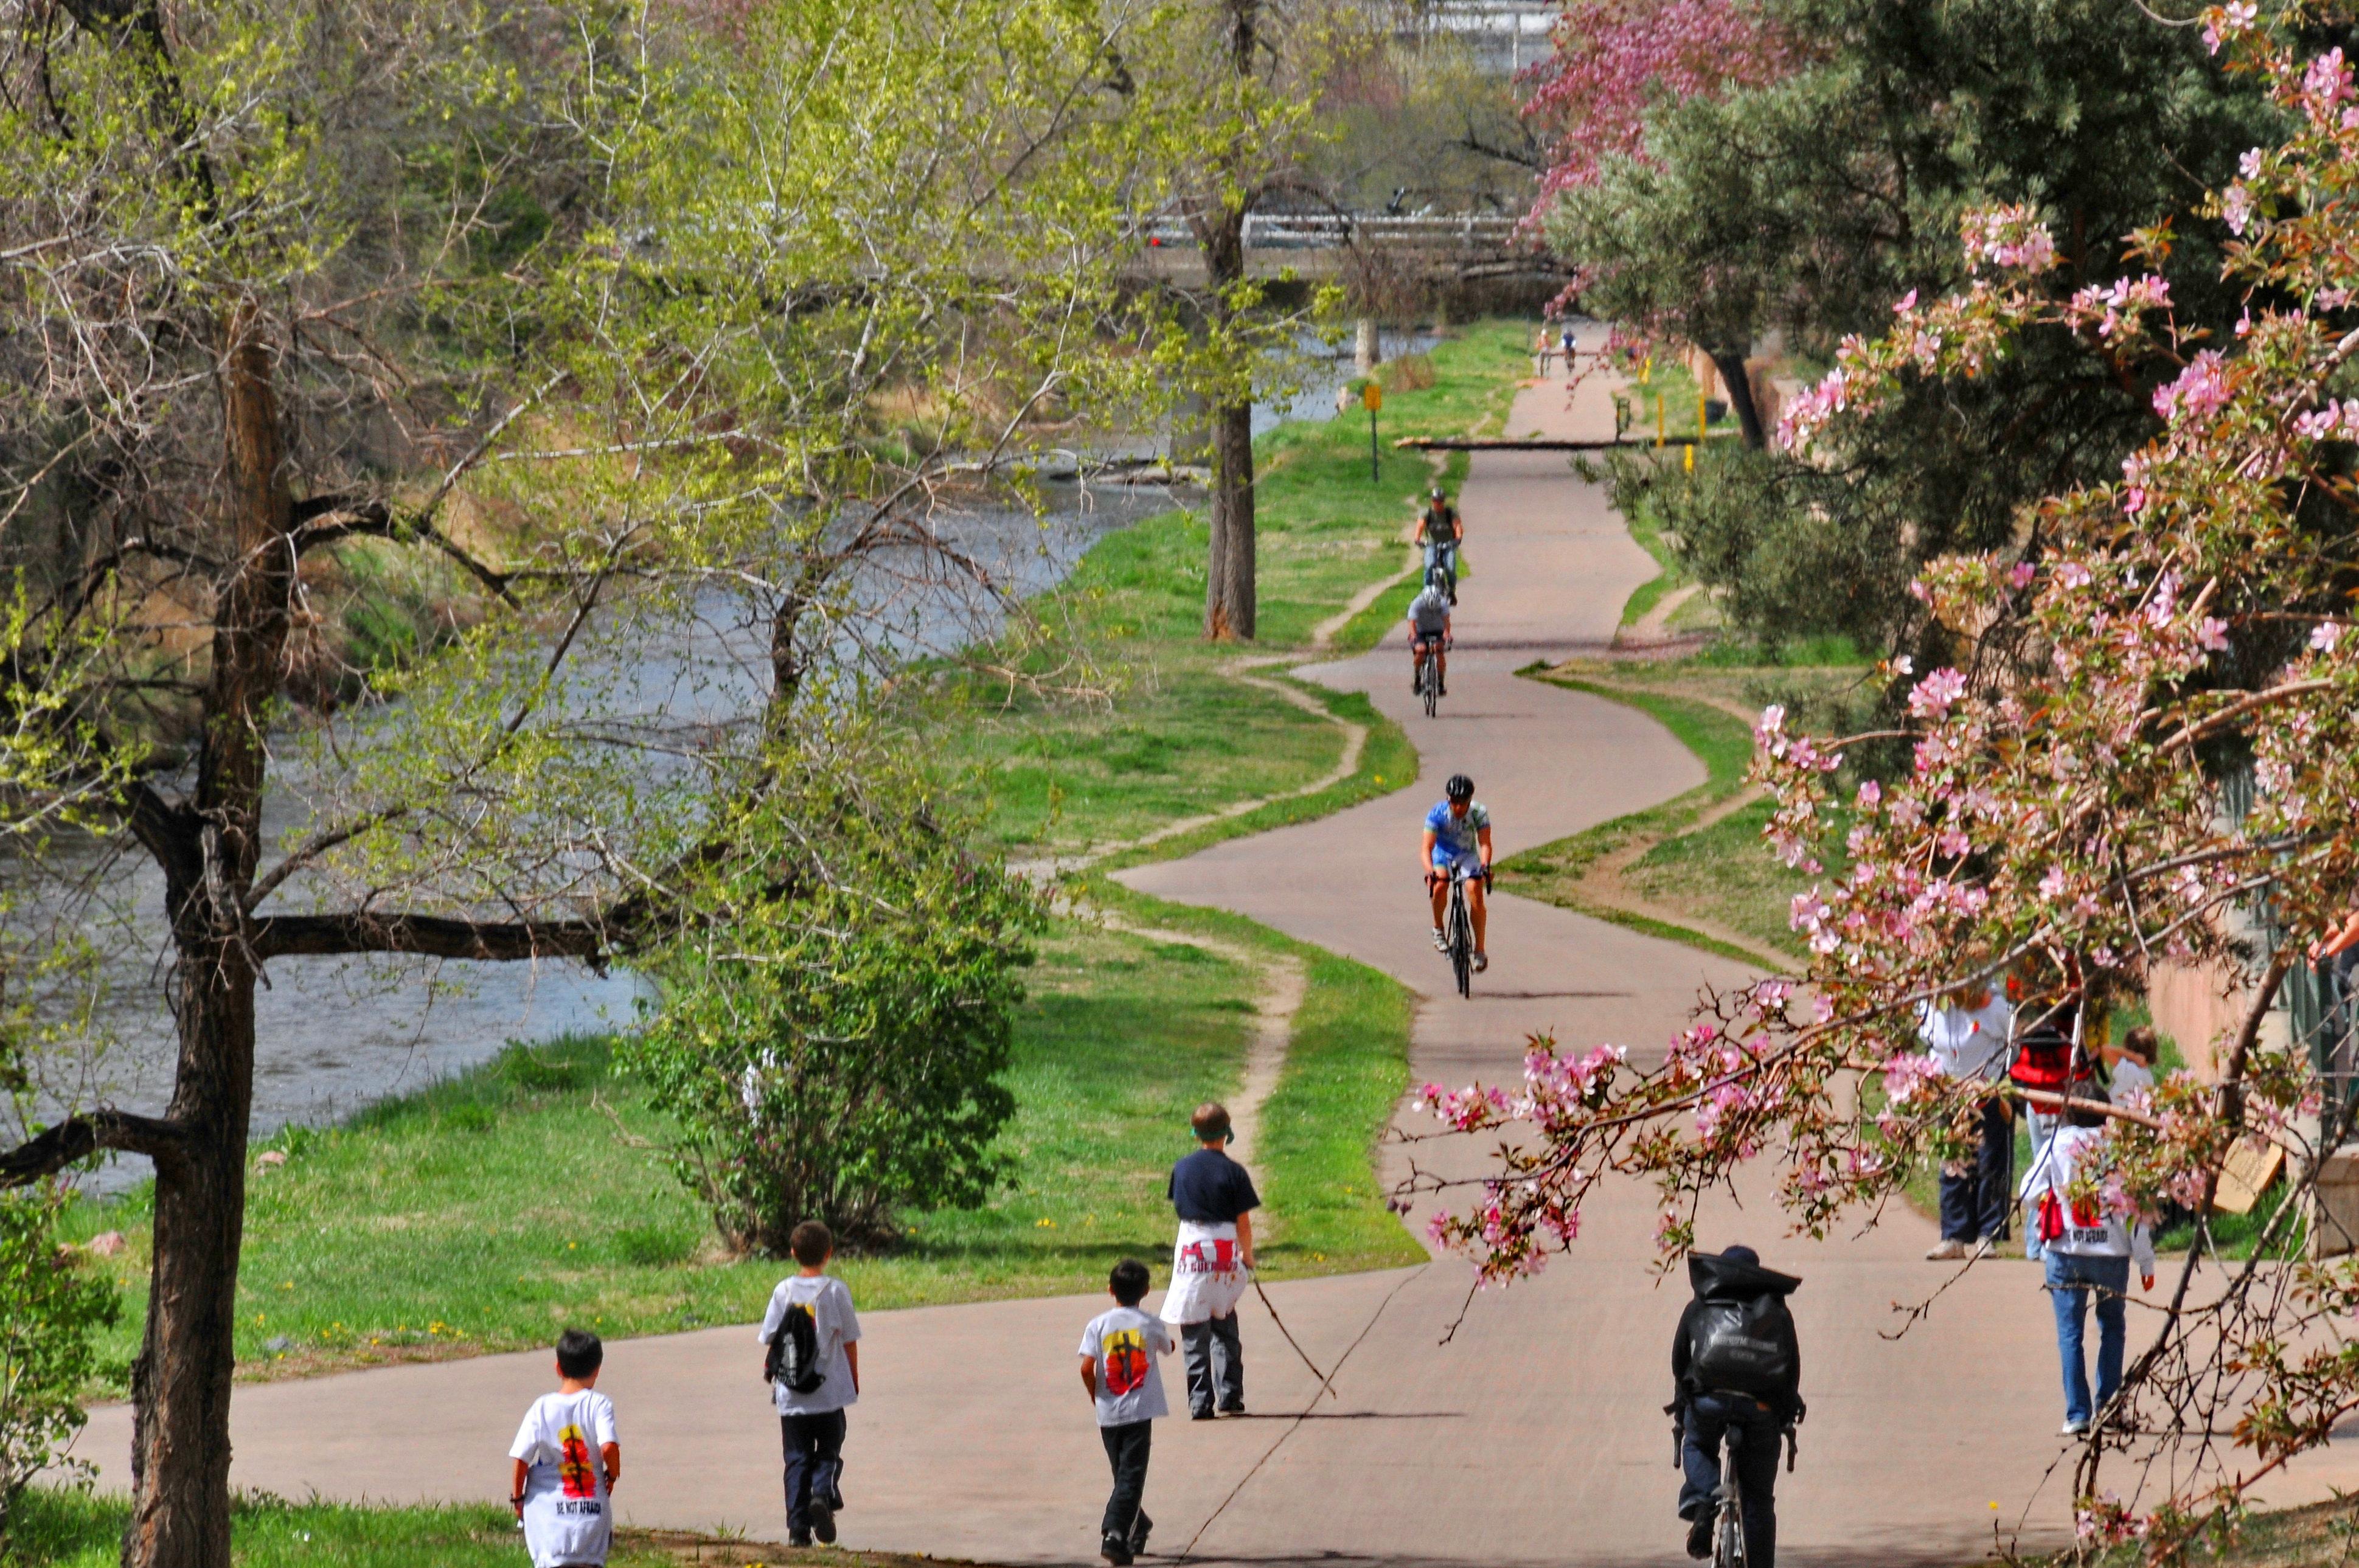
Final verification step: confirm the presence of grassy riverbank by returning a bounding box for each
[6,1488,905,1568]
[922,319,1529,863]
[59,323,1531,1382]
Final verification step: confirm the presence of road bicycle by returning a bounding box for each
[1436,863,1486,998]
[1708,1422,1749,1568]
[1414,634,1450,719]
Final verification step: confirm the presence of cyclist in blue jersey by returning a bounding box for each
[1422,772,1492,971]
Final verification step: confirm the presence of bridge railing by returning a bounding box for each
[1141,212,1530,251]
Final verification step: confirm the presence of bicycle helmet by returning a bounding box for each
[1445,772,1475,802]
[1428,484,1447,501]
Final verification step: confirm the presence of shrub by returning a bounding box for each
[0,1183,119,1544]
[624,746,1044,1254]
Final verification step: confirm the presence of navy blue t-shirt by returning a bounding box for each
[1168,1148,1260,1224]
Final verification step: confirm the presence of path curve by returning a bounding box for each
[70,343,2359,1566]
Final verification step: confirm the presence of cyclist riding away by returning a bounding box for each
[1422,773,1491,971]
[1672,1245,1803,1567]
[1406,568,1452,698]
[1419,485,1463,604]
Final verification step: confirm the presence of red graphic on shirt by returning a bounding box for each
[557,1423,599,1499]
[1102,1327,1151,1396]
[1178,1238,1235,1274]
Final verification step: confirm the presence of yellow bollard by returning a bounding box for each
[1684,442,1694,473]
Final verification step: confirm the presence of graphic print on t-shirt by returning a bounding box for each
[1103,1326,1151,1396]
[1177,1235,1237,1274]
[558,1423,597,1499]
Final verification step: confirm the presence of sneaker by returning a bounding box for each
[1924,1238,1968,1261]
[1219,1404,1246,1417]
[810,1501,836,1544]
[1103,1536,1135,1566]
[789,1534,815,1549]
[1436,680,1447,696]
[1191,1409,1217,1421]
[1684,1514,1712,1560]
[2060,1418,2089,1437]
[1471,950,1487,973]
[1128,1511,1154,1555]
[1433,928,1449,953]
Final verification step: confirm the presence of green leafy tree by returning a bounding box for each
[0,1,1207,1561]
[1543,0,2275,657]
[0,1185,119,1545]
[624,734,1042,1253]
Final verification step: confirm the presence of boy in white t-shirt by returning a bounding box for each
[758,1219,862,1548]
[508,1328,621,1568]
[1079,1258,1173,1567]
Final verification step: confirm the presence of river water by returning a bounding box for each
[38,335,1431,1193]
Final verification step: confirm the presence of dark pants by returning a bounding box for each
[779,1410,846,1537]
[1100,1420,1153,1544]
[1181,1315,1243,1417]
[1938,1094,2013,1244]
[1678,1394,1781,1568]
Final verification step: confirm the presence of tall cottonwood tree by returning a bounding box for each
[0,0,1186,1561]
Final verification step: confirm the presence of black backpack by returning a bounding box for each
[762,1301,827,1395]
[1685,1292,1798,1398]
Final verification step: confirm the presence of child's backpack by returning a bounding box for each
[1684,1291,1799,1400]
[762,1300,828,1395]
[2008,1021,2091,1094]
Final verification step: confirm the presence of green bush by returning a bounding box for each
[625,743,1046,1255]
[0,1184,119,1544]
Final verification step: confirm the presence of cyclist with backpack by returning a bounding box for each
[1672,1245,1803,1566]
[1419,485,1463,603]
[1422,772,1492,972]
[758,1221,863,1547]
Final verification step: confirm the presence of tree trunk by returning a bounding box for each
[125,308,292,1568]
[1708,348,1768,449]
[1205,401,1256,640]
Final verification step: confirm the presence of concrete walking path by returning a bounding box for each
[72,349,2359,1565]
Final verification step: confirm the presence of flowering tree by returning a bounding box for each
[1411,3,2359,1544]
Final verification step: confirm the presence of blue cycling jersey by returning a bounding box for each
[1425,799,1490,859]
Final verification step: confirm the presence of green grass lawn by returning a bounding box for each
[54,323,1521,1390]
[918,319,1529,861]
[61,920,1271,1382]
[5,1488,901,1567]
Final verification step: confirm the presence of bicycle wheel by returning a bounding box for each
[1450,882,1472,997]
[1423,660,1439,718]
[1712,1434,1745,1568]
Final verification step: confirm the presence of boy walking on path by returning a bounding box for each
[508,1328,621,1568]
[759,1220,863,1547]
[1079,1258,1173,1566]
[1160,1102,1257,1419]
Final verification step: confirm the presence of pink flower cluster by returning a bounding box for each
[1961,205,2058,274]
[2153,351,2232,425]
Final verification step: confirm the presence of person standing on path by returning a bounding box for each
[1160,1103,1257,1419]
[2018,1093,2153,1437]
[758,1221,863,1546]
[1918,980,2014,1260]
[1079,1258,1174,1566]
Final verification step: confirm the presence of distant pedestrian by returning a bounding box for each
[1161,1101,1257,1419]
[508,1328,621,1568]
[1560,323,1578,373]
[2105,1025,2159,1109]
[1079,1258,1175,1566]
[1919,980,2014,1259]
[1535,323,1555,376]
[759,1220,863,1547]
[2019,1093,2153,1437]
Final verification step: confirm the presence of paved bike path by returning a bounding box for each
[72,352,2359,1564]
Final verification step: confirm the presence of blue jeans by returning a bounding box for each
[780,1410,846,1536]
[1938,1095,2013,1243]
[1678,1394,1781,1568]
[1423,540,1457,595]
[2045,1252,2128,1427]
